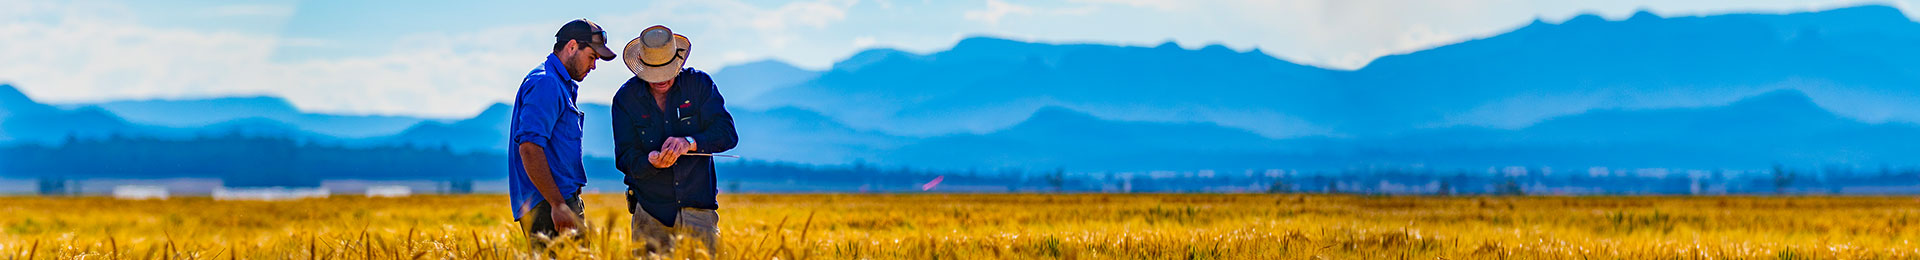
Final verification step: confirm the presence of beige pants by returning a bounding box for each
[634,207,720,257]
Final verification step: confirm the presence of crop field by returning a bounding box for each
[4,194,1920,259]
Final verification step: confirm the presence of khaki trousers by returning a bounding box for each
[634,207,720,257]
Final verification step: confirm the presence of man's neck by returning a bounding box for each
[651,79,674,111]
[552,53,581,83]
[649,80,675,97]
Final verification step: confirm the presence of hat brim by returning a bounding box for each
[625,34,691,83]
[590,42,617,61]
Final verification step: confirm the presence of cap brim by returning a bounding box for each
[591,43,617,61]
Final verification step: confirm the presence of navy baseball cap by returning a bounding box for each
[555,19,616,61]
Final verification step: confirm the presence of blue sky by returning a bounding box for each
[0,0,1910,118]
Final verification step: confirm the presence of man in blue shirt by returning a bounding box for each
[613,25,738,256]
[509,18,615,245]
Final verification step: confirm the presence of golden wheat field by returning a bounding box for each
[5,194,1920,259]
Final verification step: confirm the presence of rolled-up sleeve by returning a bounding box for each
[511,78,561,146]
[612,84,652,174]
[691,76,738,153]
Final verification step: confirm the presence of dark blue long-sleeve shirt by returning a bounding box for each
[611,68,737,226]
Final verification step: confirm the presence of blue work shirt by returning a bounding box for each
[508,54,589,220]
[612,68,738,226]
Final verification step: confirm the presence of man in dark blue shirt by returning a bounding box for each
[613,25,738,256]
[508,18,615,245]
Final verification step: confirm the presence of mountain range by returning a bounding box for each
[7,5,1920,174]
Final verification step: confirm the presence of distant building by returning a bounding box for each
[319,180,439,195]
[112,185,169,200]
[447,179,474,194]
[213,187,329,201]
[365,185,411,198]
[78,178,222,195]
[36,177,70,195]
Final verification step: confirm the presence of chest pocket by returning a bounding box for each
[554,104,586,141]
[672,100,701,133]
[637,110,667,152]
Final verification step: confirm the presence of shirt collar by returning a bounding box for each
[543,54,580,91]
[632,75,683,100]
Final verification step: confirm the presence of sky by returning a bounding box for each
[0,0,1912,118]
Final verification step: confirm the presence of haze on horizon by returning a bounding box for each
[1,0,1910,119]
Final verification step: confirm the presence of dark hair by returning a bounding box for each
[551,39,587,53]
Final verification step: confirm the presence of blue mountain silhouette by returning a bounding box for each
[86,96,429,138]
[10,5,1920,172]
[881,106,1287,170]
[385,103,513,152]
[1338,5,1920,133]
[760,37,1331,136]
[378,101,906,165]
[754,5,1920,138]
[0,83,52,116]
[711,59,822,107]
[0,84,145,142]
[1346,89,1920,168]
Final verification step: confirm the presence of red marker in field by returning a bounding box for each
[921,176,944,191]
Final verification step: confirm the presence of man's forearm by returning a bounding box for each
[517,142,567,206]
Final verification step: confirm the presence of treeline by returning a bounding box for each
[29,135,1920,194]
[1255,165,1920,196]
[2,135,498,186]
[0,135,1046,191]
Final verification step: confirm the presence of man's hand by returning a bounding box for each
[666,137,697,153]
[549,203,582,234]
[648,150,678,168]
[648,137,697,168]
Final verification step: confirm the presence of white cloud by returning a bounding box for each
[0,0,57,18]
[587,0,862,62]
[204,4,295,17]
[964,0,1036,25]
[0,0,536,117]
[0,1,270,100]
[852,35,878,48]
[943,0,1910,70]
[5,0,1916,119]
[1067,0,1180,10]
[755,0,856,30]
[0,0,876,118]
[964,0,1115,26]
[717,50,755,67]
[1229,0,1908,69]
[277,37,332,48]
[562,0,867,102]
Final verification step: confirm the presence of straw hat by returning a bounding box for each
[624,25,690,83]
